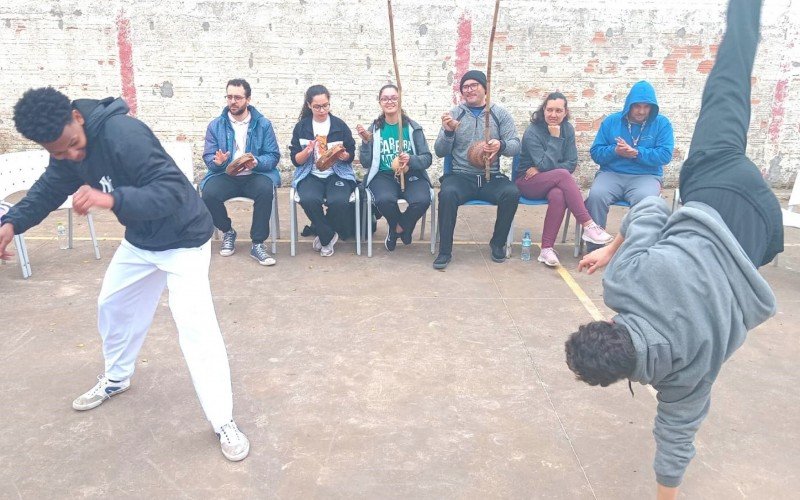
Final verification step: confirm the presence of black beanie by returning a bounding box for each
[460,70,487,91]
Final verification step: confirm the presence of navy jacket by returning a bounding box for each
[2,98,213,251]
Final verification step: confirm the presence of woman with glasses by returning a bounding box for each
[515,92,612,267]
[289,85,357,257]
[356,84,432,250]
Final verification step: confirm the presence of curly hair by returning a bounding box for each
[13,87,73,143]
[565,321,636,387]
[531,91,570,124]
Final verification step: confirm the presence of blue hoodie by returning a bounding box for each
[590,81,674,177]
[201,105,281,189]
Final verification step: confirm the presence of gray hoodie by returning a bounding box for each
[434,103,520,176]
[603,196,776,487]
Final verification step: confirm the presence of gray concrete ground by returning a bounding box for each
[1,189,798,499]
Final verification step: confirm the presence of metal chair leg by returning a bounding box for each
[290,187,298,257]
[366,190,373,258]
[430,191,437,255]
[67,208,74,249]
[14,234,31,278]
[354,188,361,256]
[87,213,101,259]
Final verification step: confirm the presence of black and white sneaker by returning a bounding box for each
[220,229,237,256]
[250,243,276,266]
[72,375,130,411]
[385,232,397,251]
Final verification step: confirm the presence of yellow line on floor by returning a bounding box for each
[554,263,605,321]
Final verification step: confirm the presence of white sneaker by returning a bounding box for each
[320,233,338,257]
[312,236,322,252]
[217,420,250,462]
[537,247,561,267]
[72,375,130,411]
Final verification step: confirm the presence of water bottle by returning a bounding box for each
[521,230,532,261]
[57,222,68,249]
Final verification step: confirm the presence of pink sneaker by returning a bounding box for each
[537,247,560,267]
[582,222,613,245]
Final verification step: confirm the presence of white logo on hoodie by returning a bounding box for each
[99,176,114,193]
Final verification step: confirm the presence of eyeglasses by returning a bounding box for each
[225,95,247,102]
[311,103,330,111]
[379,96,399,103]
[461,83,480,92]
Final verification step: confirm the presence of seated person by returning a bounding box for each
[357,84,432,251]
[515,91,612,267]
[289,85,357,257]
[433,70,520,270]
[201,78,280,266]
[585,80,674,252]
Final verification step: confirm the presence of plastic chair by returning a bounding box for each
[775,172,800,266]
[508,156,574,256]
[163,141,280,254]
[363,184,436,257]
[434,156,514,258]
[0,150,101,279]
[289,183,361,257]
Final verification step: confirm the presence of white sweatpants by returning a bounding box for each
[97,239,232,431]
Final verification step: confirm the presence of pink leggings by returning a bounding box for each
[515,168,591,248]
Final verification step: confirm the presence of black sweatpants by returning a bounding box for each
[437,172,520,256]
[679,0,783,267]
[296,173,356,245]
[201,174,274,243]
[368,171,431,237]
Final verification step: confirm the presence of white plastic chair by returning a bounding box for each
[163,141,280,254]
[775,173,800,266]
[0,150,100,279]
[289,184,361,256]
[363,186,436,257]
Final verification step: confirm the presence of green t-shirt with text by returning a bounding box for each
[379,123,412,172]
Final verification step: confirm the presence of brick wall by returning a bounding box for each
[1,0,798,188]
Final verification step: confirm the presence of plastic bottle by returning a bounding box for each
[57,222,68,249]
[521,230,532,261]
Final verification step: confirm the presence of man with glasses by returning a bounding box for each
[433,70,520,270]
[202,78,281,266]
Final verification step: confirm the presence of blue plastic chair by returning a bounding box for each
[508,156,575,257]
[434,155,515,257]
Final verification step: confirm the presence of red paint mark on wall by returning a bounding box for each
[453,12,472,105]
[768,79,788,142]
[116,11,137,116]
[697,60,714,74]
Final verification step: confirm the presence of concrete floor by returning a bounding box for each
[1,189,798,499]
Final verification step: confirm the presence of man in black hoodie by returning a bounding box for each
[0,87,250,462]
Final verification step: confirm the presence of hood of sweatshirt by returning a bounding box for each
[621,80,660,121]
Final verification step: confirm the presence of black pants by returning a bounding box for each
[297,174,356,246]
[201,174,274,243]
[679,0,783,267]
[369,171,431,236]
[437,173,520,255]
